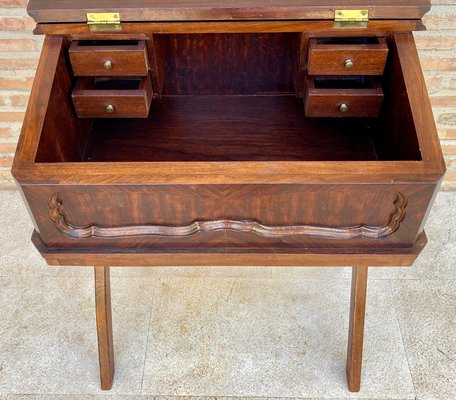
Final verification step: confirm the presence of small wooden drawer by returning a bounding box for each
[305,76,383,117]
[72,75,153,118]
[69,40,149,77]
[308,37,388,76]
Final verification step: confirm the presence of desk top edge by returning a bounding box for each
[27,0,431,24]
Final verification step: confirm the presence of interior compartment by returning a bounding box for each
[76,40,140,47]
[315,37,382,45]
[34,33,422,163]
[313,76,378,89]
[78,77,143,91]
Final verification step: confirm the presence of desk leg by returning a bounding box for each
[94,266,115,390]
[346,265,368,392]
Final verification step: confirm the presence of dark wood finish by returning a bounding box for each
[69,40,149,77]
[82,96,378,162]
[34,20,426,36]
[305,76,384,117]
[32,37,92,163]
[94,266,115,390]
[72,75,153,118]
[11,35,90,165]
[13,2,445,393]
[48,192,406,240]
[27,0,431,23]
[32,230,427,267]
[20,183,435,251]
[159,33,298,95]
[346,265,368,392]
[146,35,166,96]
[308,36,388,76]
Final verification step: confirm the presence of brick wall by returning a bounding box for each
[0,1,455,189]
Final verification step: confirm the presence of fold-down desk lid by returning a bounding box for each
[27,0,431,23]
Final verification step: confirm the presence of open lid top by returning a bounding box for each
[28,0,431,23]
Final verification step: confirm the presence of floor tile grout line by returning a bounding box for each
[139,276,158,394]
[387,278,418,400]
[0,395,415,400]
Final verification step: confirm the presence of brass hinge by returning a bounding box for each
[86,12,122,32]
[334,9,369,29]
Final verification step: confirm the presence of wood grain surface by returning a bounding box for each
[346,265,369,392]
[307,37,388,76]
[34,20,426,36]
[82,96,379,162]
[72,74,153,118]
[27,0,431,23]
[48,192,406,240]
[32,230,428,267]
[69,40,149,77]
[94,266,115,390]
[305,76,384,117]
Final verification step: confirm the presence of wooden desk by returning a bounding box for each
[13,0,445,392]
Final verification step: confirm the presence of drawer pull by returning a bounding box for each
[345,59,354,69]
[103,60,113,70]
[340,103,349,113]
[48,193,406,240]
[106,104,115,114]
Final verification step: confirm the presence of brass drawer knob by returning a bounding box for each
[103,60,113,70]
[106,105,115,114]
[340,104,349,113]
[345,59,354,69]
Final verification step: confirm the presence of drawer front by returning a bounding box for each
[308,37,388,76]
[21,183,436,251]
[72,75,153,118]
[69,40,149,77]
[305,76,383,117]
[305,92,384,117]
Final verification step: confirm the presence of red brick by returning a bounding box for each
[420,57,455,72]
[0,127,13,138]
[0,156,13,167]
[0,76,34,90]
[431,96,456,107]
[0,17,35,31]
[0,0,27,6]
[423,15,456,30]
[439,128,456,139]
[444,172,456,182]
[449,77,456,90]
[441,145,456,155]
[0,58,38,71]
[0,143,17,153]
[10,94,29,107]
[0,38,37,52]
[424,76,443,93]
[415,36,456,51]
[0,111,24,122]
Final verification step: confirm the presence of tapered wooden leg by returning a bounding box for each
[346,265,368,392]
[94,266,115,390]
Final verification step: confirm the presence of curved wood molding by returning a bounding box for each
[49,192,406,240]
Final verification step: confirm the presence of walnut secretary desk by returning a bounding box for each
[12,0,445,393]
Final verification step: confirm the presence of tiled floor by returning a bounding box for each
[0,190,455,400]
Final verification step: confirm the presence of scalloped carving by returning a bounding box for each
[49,192,406,240]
